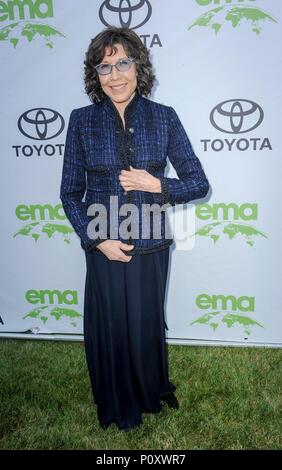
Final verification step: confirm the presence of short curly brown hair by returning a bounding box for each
[83,26,156,104]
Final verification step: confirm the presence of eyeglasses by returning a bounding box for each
[94,57,135,76]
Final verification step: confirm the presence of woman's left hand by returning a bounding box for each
[118,165,161,193]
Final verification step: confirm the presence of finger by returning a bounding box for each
[120,167,139,175]
[120,255,132,262]
[118,250,133,261]
[119,176,135,184]
[120,243,134,250]
[120,179,138,189]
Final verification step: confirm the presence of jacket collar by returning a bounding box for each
[100,89,142,127]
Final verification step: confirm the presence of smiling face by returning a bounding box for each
[97,43,138,112]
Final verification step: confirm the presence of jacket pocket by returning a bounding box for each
[133,159,167,173]
[86,165,111,193]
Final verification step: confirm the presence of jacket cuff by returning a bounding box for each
[151,176,170,206]
[159,176,169,205]
[81,236,108,253]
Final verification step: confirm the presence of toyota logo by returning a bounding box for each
[210,99,264,134]
[99,0,152,29]
[18,108,65,140]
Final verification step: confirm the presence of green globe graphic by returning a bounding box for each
[13,222,74,244]
[23,305,82,327]
[192,221,267,246]
[188,6,277,35]
[191,310,264,336]
[0,21,65,48]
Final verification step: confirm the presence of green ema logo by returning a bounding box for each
[191,293,264,336]
[23,289,82,327]
[189,0,277,35]
[0,0,65,48]
[193,202,267,246]
[13,203,74,244]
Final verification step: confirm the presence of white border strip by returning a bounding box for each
[0,333,281,348]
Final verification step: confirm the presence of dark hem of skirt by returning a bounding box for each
[99,381,177,431]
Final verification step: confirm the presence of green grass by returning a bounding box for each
[0,339,281,450]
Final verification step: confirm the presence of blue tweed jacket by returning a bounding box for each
[60,90,210,255]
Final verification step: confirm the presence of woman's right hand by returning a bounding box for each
[96,240,134,262]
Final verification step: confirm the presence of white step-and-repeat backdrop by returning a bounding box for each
[1,0,281,347]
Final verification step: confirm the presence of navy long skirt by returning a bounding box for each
[83,246,176,431]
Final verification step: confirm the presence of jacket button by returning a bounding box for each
[128,127,134,133]
[123,191,127,195]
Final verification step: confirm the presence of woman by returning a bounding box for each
[60,26,209,431]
